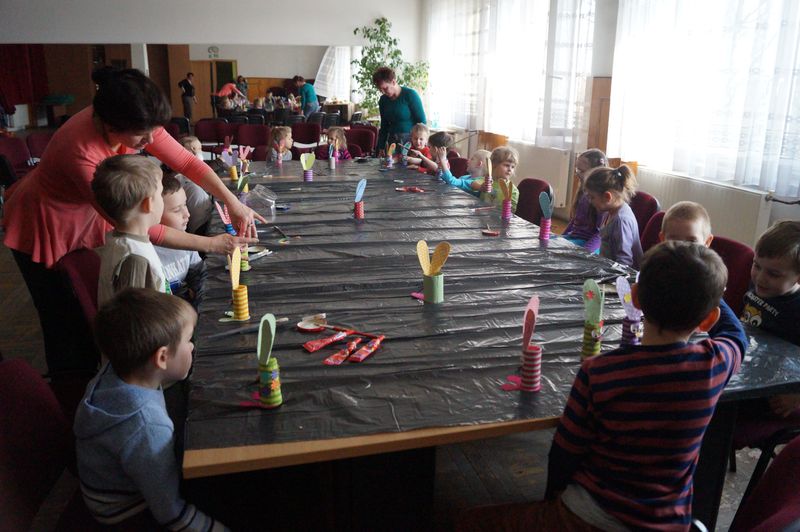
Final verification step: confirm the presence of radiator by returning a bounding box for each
[506,141,572,208]
[636,167,772,247]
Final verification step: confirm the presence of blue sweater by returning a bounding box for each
[377,87,426,149]
[298,82,317,110]
[440,168,480,197]
[74,364,226,531]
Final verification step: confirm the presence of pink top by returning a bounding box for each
[3,106,213,268]
[216,83,239,98]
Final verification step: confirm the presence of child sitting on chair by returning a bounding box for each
[660,201,714,247]
[174,136,213,235]
[155,175,207,310]
[438,149,491,197]
[74,288,228,531]
[460,241,746,531]
[406,123,437,172]
[463,146,520,213]
[321,127,352,160]
[92,155,168,306]
[562,149,607,252]
[270,126,293,162]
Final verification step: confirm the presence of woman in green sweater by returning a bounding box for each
[293,75,320,118]
[372,66,427,153]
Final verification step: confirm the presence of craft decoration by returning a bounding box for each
[303,330,354,353]
[616,276,644,347]
[236,174,250,193]
[323,337,363,366]
[257,314,282,408]
[538,192,553,240]
[274,142,283,166]
[401,142,411,166]
[386,142,396,168]
[395,186,425,193]
[349,335,386,363]
[581,279,605,359]
[498,179,513,221]
[215,202,249,270]
[429,242,451,276]
[481,159,493,194]
[416,240,431,276]
[417,240,450,304]
[300,152,315,182]
[220,150,233,168]
[228,164,239,182]
[354,178,367,220]
[502,295,542,392]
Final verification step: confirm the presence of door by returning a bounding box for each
[214,61,236,91]
[190,60,214,120]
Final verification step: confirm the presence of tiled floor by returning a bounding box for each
[0,229,760,530]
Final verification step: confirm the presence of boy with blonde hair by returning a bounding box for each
[660,200,714,246]
[438,149,491,196]
[271,126,293,162]
[92,154,168,306]
[75,289,227,531]
[466,146,520,212]
[176,135,213,234]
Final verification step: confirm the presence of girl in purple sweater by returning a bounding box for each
[562,149,606,252]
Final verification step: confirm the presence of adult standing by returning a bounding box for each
[2,68,262,375]
[236,75,249,100]
[372,66,426,152]
[178,72,197,121]
[292,75,319,118]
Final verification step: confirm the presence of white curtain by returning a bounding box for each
[314,46,356,102]
[607,0,800,197]
[424,0,595,149]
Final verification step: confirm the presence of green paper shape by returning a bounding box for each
[237,174,249,192]
[583,279,604,326]
[539,191,552,219]
[257,313,277,365]
[300,152,316,170]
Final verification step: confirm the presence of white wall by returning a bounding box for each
[1,0,422,60]
[189,45,327,78]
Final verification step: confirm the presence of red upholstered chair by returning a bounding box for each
[448,157,469,178]
[447,148,461,159]
[210,122,239,156]
[640,211,665,253]
[629,191,661,236]
[345,128,375,156]
[56,248,100,326]
[0,135,33,179]
[351,123,378,152]
[165,122,181,140]
[194,118,227,153]
[236,124,270,155]
[516,178,553,225]
[709,236,754,316]
[253,145,269,161]
[730,435,800,532]
[347,144,363,158]
[25,130,55,159]
[291,122,321,145]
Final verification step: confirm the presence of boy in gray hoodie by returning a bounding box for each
[74,288,227,531]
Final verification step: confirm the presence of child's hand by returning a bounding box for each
[469,181,482,191]
[769,394,800,417]
[437,148,450,171]
[408,149,421,157]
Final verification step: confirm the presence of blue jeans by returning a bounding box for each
[303,101,320,118]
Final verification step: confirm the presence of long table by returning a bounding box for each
[182,160,800,530]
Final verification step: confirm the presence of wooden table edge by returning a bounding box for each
[183,416,559,479]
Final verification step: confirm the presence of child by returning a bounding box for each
[92,155,168,306]
[462,242,746,530]
[74,288,228,531]
[406,123,436,172]
[466,146,520,213]
[271,126,293,162]
[660,200,714,246]
[155,175,207,310]
[177,135,213,234]
[438,149,491,196]
[584,165,643,268]
[740,221,800,416]
[562,149,607,252]
[322,127,352,160]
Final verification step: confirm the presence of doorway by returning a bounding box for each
[189,59,238,121]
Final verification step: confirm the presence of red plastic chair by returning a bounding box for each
[345,128,375,156]
[291,122,321,145]
[730,435,800,532]
[629,191,661,236]
[640,211,665,253]
[449,157,469,178]
[25,130,54,159]
[351,123,378,152]
[710,236,754,316]
[0,136,32,179]
[516,178,553,225]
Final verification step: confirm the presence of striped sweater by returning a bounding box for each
[548,300,746,531]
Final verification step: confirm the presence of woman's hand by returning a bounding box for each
[207,233,258,255]
[226,198,267,238]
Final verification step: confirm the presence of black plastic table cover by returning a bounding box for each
[184,160,800,451]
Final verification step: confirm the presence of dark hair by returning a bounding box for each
[94,288,195,377]
[756,221,800,272]
[572,148,607,225]
[292,75,305,83]
[92,67,171,132]
[638,241,727,332]
[584,164,638,203]
[428,131,454,149]
[162,173,182,195]
[372,66,396,86]
[186,72,194,77]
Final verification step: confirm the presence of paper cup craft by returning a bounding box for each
[300,152,315,182]
[616,276,643,347]
[498,180,513,221]
[236,174,250,194]
[274,142,284,166]
[385,143,396,168]
[581,279,605,359]
[256,314,282,408]
[354,178,367,220]
[501,294,542,393]
[538,191,553,240]
[215,202,250,271]
[481,159,494,195]
[230,247,251,321]
[417,240,451,304]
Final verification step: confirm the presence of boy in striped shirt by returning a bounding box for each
[460,242,746,531]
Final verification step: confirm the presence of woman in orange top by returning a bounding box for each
[3,68,262,374]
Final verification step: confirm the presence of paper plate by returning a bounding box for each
[297,320,326,333]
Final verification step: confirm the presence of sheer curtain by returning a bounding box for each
[424,0,595,149]
[607,0,800,196]
[314,46,356,102]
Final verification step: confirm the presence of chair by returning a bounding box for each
[25,130,54,159]
[345,128,375,157]
[236,124,270,154]
[286,113,306,125]
[629,191,661,236]
[710,236,754,316]
[246,113,265,125]
[269,108,291,126]
[0,136,33,179]
[195,118,227,152]
[170,116,191,135]
[351,123,378,152]
[449,157,469,178]
[0,154,17,188]
[350,111,363,124]
[640,211,665,253]
[447,148,461,159]
[227,114,249,125]
[56,248,100,336]
[210,95,220,118]
[322,111,340,130]
[165,122,181,140]
[291,122,322,146]
[252,145,269,161]
[516,178,554,225]
[730,435,800,532]
[347,144,364,158]
[307,111,325,125]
